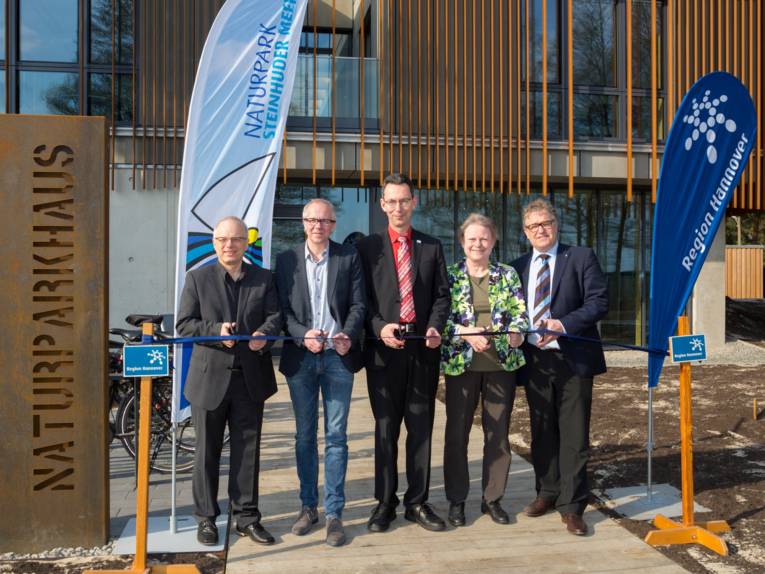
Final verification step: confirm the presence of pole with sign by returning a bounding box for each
[644,316,730,555]
[86,323,200,574]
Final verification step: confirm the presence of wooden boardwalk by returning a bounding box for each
[227,373,687,574]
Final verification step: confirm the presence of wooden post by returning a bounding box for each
[86,323,200,574]
[644,316,731,556]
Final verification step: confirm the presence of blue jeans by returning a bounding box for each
[287,350,354,519]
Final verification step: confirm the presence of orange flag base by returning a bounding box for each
[645,514,731,556]
[644,316,730,557]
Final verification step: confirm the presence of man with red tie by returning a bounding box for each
[356,173,451,532]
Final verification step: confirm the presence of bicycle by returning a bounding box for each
[109,313,228,474]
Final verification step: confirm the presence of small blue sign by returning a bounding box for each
[123,345,170,377]
[669,334,707,363]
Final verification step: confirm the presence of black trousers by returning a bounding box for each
[443,369,517,504]
[366,342,439,507]
[524,346,593,515]
[191,372,264,527]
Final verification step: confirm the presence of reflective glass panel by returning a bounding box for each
[573,0,616,86]
[574,93,617,139]
[19,71,80,115]
[411,190,456,263]
[20,0,78,62]
[319,187,371,244]
[522,91,561,139]
[89,73,133,122]
[632,96,664,141]
[90,0,135,65]
[527,0,559,83]
[632,0,663,90]
[269,218,304,268]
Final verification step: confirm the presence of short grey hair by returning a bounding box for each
[458,213,497,243]
[522,198,558,223]
[302,198,337,219]
[214,215,247,236]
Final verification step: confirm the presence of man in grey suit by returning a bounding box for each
[274,198,366,547]
[176,216,282,546]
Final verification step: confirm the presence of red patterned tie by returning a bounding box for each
[397,236,416,322]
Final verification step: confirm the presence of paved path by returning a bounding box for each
[222,372,688,574]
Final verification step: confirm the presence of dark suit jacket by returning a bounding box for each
[356,229,450,368]
[176,262,282,410]
[511,243,609,378]
[274,240,367,376]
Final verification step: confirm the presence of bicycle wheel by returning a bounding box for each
[115,381,196,474]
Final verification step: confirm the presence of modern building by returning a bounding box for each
[1,0,762,346]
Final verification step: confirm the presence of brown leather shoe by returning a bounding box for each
[561,513,588,536]
[523,497,555,517]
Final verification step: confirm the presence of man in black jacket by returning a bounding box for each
[356,173,450,533]
[274,198,366,547]
[511,198,609,537]
[176,216,282,546]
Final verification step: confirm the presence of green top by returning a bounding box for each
[467,274,502,372]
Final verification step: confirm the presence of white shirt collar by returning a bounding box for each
[305,242,329,263]
[532,242,559,262]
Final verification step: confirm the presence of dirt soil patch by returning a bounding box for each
[505,364,765,574]
[0,552,224,574]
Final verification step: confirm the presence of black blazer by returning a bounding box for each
[274,240,367,376]
[511,243,609,378]
[176,262,282,409]
[356,229,450,368]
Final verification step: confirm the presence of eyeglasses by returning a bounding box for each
[524,220,556,232]
[303,217,336,226]
[383,198,413,208]
[214,236,248,244]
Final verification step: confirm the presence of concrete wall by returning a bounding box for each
[691,227,726,350]
[109,169,178,329]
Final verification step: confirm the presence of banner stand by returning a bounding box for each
[86,323,201,574]
[644,316,730,556]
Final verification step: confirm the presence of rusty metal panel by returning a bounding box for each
[0,115,108,552]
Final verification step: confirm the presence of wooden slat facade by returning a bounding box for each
[3,1,761,207]
[726,245,764,298]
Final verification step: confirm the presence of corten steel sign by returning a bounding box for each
[0,115,108,552]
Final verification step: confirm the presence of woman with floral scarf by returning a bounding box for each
[441,213,529,527]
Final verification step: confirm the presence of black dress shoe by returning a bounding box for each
[448,502,466,527]
[481,500,510,525]
[404,503,446,532]
[235,522,275,545]
[197,519,219,545]
[367,502,396,532]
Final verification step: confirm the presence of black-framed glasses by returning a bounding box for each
[524,220,556,232]
[303,217,336,226]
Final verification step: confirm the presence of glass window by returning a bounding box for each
[411,189,456,263]
[276,184,316,205]
[19,71,79,115]
[269,219,304,268]
[573,0,616,87]
[90,0,135,65]
[20,0,79,63]
[88,73,133,123]
[528,0,559,83]
[632,95,664,141]
[632,0,663,90]
[319,187,371,243]
[0,73,5,113]
[523,91,561,139]
[574,93,617,139]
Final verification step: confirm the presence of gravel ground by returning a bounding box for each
[605,340,765,368]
